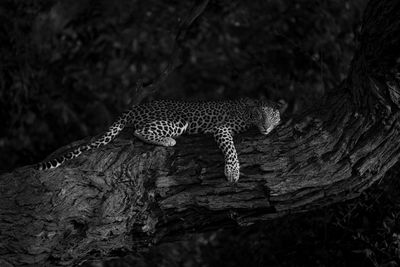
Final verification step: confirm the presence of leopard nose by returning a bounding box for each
[262,127,274,135]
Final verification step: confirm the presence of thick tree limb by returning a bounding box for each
[1,0,400,266]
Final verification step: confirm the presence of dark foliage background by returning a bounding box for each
[3,0,400,266]
[0,0,364,172]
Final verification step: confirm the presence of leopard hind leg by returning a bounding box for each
[134,131,176,146]
[134,120,188,147]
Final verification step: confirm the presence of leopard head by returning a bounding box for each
[245,98,281,135]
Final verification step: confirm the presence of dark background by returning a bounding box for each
[3,0,400,266]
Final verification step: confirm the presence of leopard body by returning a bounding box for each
[36,98,280,182]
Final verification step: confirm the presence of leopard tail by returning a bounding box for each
[35,109,134,170]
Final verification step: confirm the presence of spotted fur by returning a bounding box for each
[35,98,281,182]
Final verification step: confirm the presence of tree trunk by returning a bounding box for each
[1,0,400,266]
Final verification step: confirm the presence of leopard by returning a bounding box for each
[35,98,281,182]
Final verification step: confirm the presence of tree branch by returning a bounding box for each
[134,0,210,104]
[1,0,400,266]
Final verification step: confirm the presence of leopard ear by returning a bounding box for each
[277,99,288,114]
[244,98,258,107]
[243,98,260,121]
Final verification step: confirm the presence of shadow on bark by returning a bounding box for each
[1,0,400,266]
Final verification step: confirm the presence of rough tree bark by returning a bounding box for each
[1,0,400,266]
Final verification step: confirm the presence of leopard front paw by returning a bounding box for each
[224,161,240,183]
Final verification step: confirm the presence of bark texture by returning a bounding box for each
[1,0,400,266]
